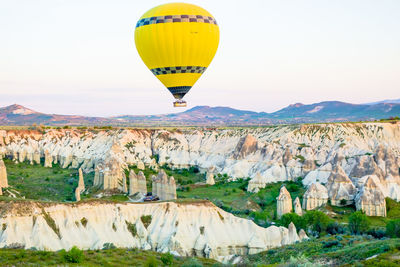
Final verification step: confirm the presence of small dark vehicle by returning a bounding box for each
[144,192,160,202]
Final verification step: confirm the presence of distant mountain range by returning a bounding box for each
[0,99,399,126]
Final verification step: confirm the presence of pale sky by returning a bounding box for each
[0,0,399,116]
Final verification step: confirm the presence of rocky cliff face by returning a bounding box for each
[0,123,399,210]
[0,200,300,261]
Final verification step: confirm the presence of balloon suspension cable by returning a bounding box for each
[173,99,187,107]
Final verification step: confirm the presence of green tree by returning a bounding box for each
[60,246,84,263]
[280,213,306,230]
[161,252,174,266]
[348,211,370,234]
[303,210,331,234]
[386,219,400,237]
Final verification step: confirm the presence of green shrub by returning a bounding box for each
[161,252,174,266]
[326,222,346,235]
[348,211,370,234]
[303,210,331,234]
[367,228,386,239]
[145,256,158,267]
[102,243,116,250]
[279,213,306,230]
[322,240,339,248]
[181,258,203,267]
[61,246,84,263]
[386,219,400,237]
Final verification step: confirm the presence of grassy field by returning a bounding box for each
[244,236,400,266]
[4,158,93,202]
[0,247,218,267]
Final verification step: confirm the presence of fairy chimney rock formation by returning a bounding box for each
[129,170,147,196]
[33,150,41,165]
[75,187,81,202]
[299,229,309,241]
[0,159,8,189]
[355,175,387,217]
[294,197,302,216]
[74,168,86,202]
[78,168,85,191]
[288,222,300,243]
[137,161,145,170]
[152,170,176,200]
[233,134,258,159]
[302,182,328,210]
[247,172,264,193]
[93,165,101,187]
[97,158,127,192]
[44,150,52,168]
[277,186,292,218]
[326,165,357,206]
[206,172,215,185]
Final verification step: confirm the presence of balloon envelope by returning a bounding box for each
[135,3,220,102]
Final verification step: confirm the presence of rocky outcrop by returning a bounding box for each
[298,229,309,240]
[33,150,41,165]
[44,150,52,168]
[74,187,81,202]
[0,200,300,260]
[247,173,264,193]
[78,168,85,191]
[137,161,145,170]
[0,159,8,189]
[94,159,127,193]
[0,123,399,200]
[293,197,302,216]
[205,172,215,185]
[152,170,176,200]
[277,186,292,218]
[326,165,357,206]
[302,182,328,210]
[233,134,258,160]
[129,170,147,196]
[355,175,387,217]
[75,168,85,202]
[287,222,299,243]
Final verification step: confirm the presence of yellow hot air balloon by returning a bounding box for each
[135,3,220,107]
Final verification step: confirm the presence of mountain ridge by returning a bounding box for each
[1,99,399,126]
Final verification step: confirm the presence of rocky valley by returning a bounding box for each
[0,122,400,265]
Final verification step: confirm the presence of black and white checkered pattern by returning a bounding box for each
[136,15,217,28]
[151,66,207,76]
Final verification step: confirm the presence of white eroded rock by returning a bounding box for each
[277,186,292,218]
[302,182,328,210]
[355,175,387,217]
[0,200,300,259]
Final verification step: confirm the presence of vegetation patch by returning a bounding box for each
[80,217,88,227]
[0,247,217,266]
[140,215,152,229]
[4,159,94,202]
[41,209,61,239]
[60,246,84,263]
[217,211,224,221]
[125,221,137,237]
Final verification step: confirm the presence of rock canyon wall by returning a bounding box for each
[0,200,302,260]
[0,122,399,216]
